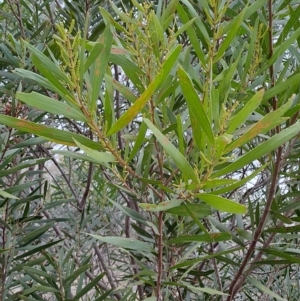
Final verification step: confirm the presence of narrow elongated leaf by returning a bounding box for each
[0,158,48,176]
[18,222,55,246]
[260,248,300,264]
[23,267,55,280]
[85,234,154,252]
[22,42,75,104]
[214,121,300,177]
[90,26,113,107]
[84,42,104,73]
[214,10,244,62]
[144,118,199,183]
[108,198,150,224]
[139,199,183,212]
[64,264,91,284]
[211,164,266,195]
[22,285,59,295]
[265,224,300,233]
[198,194,246,214]
[182,202,211,236]
[180,281,228,296]
[171,247,243,269]
[169,232,231,244]
[16,92,88,122]
[226,96,293,152]
[227,90,264,134]
[0,115,102,150]
[177,4,205,65]
[14,69,56,91]
[248,277,287,301]
[0,189,19,199]
[73,139,116,163]
[53,150,101,164]
[166,203,211,217]
[178,66,214,145]
[262,73,300,103]
[23,41,70,84]
[107,45,182,136]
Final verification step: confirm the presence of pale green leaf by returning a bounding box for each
[178,66,214,146]
[144,118,199,183]
[248,277,287,301]
[85,234,154,252]
[139,199,183,212]
[73,139,116,163]
[16,92,88,122]
[197,194,247,214]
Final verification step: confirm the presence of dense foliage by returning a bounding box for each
[1,0,300,300]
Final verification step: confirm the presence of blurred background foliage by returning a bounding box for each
[1,0,300,300]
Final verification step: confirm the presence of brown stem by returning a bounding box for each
[226,147,283,301]
[114,64,123,151]
[94,245,118,290]
[79,131,94,210]
[7,0,26,39]
[38,145,81,207]
[156,212,164,300]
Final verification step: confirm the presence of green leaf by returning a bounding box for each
[176,4,205,66]
[139,199,183,212]
[211,164,266,195]
[14,69,57,91]
[166,203,211,217]
[144,118,199,183]
[168,232,231,244]
[72,272,105,299]
[248,277,287,301]
[108,198,151,225]
[84,42,104,73]
[265,224,300,234]
[84,234,154,252]
[22,285,59,295]
[0,189,19,199]
[90,26,113,108]
[214,121,300,177]
[0,115,102,150]
[178,66,214,146]
[197,194,247,214]
[171,247,243,269]
[22,41,75,104]
[107,45,182,136]
[262,73,300,104]
[180,280,228,296]
[16,92,88,122]
[18,222,55,246]
[53,150,102,164]
[73,139,116,163]
[64,264,91,284]
[14,240,64,261]
[260,248,300,264]
[214,9,245,62]
[0,158,48,176]
[227,90,264,134]
[23,267,55,280]
[226,96,293,152]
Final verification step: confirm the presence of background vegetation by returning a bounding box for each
[1,0,300,300]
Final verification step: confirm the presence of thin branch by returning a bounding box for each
[42,209,122,300]
[38,145,81,207]
[156,212,164,301]
[114,64,123,151]
[7,0,26,39]
[94,245,118,290]
[226,146,283,301]
[78,131,94,210]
